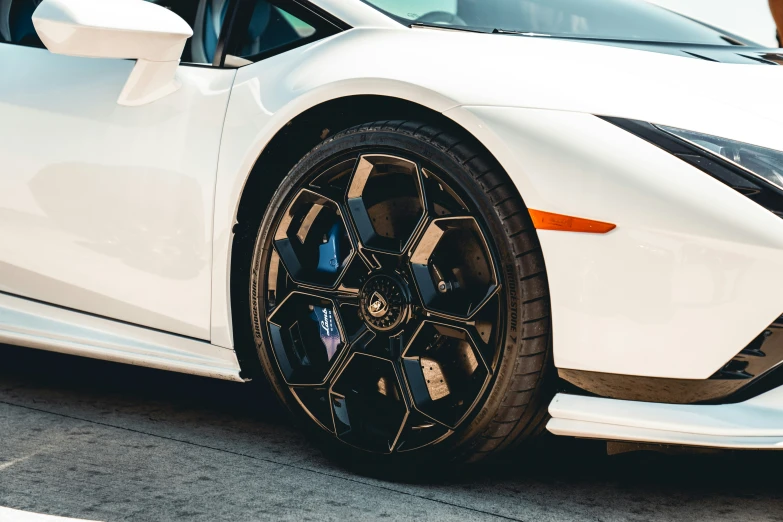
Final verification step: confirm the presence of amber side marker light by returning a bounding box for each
[529,209,616,234]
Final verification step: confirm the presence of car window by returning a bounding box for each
[369,0,457,23]
[0,0,330,66]
[217,0,321,66]
[239,4,315,58]
[0,0,46,47]
[362,0,743,46]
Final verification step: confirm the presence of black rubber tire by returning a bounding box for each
[250,120,555,467]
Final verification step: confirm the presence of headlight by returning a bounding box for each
[601,116,783,219]
[657,126,783,191]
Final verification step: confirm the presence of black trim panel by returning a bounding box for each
[560,315,783,404]
[293,0,352,31]
[544,40,782,65]
[559,368,749,404]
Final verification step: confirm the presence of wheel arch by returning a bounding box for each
[222,94,508,377]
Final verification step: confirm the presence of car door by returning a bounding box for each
[0,0,236,340]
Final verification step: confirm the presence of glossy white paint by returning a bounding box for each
[454,107,783,378]
[210,27,783,379]
[548,390,783,449]
[0,44,235,340]
[210,33,459,347]
[0,292,242,381]
[32,0,193,106]
[32,0,192,60]
[3,0,783,449]
[222,27,782,150]
[116,59,184,107]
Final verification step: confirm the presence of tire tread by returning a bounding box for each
[253,119,554,465]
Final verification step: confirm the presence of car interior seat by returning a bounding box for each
[0,0,44,47]
[191,0,301,65]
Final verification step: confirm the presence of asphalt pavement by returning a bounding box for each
[1,344,782,522]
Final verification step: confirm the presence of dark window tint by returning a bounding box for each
[363,0,747,46]
[0,0,45,47]
[221,0,319,65]
[239,2,315,58]
[1,0,328,65]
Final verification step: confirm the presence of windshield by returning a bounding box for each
[361,0,740,46]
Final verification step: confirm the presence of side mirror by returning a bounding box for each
[32,0,194,106]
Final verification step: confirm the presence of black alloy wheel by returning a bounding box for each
[250,120,554,465]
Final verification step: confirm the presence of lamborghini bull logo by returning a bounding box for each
[368,291,389,318]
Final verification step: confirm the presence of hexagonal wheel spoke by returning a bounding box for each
[357,248,406,274]
[410,217,499,319]
[402,321,492,429]
[274,189,356,288]
[336,302,370,343]
[395,411,452,453]
[309,157,359,198]
[422,284,502,325]
[420,167,471,218]
[415,294,502,372]
[330,353,409,453]
[291,386,334,433]
[347,154,426,254]
[335,251,374,295]
[464,294,504,370]
[348,327,414,360]
[267,292,348,386]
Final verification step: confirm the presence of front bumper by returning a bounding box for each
[547,384,783,449]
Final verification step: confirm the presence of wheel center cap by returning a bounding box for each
[360,274,407,331]
[368,292,389,318]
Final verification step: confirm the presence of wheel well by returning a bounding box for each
[229,95,478,377]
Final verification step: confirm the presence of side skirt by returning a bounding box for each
[547,390,783,450]
[0,292,243,382]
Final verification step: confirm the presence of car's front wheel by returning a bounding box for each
[250,120,553,466]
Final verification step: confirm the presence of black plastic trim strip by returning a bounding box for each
[293,0,353,31]
[214,0,255,67]
[0,290,209,344]
[559,368,746,405]
[670,12,758,46]
[726,359,783,403]
[600,116,783,219]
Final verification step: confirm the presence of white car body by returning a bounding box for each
[2,0,783,450]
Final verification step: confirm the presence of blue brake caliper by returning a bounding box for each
[317,222,341,273]
[311,222,341,360]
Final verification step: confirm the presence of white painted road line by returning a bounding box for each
[0,451,43,472]
[0,507,102,522]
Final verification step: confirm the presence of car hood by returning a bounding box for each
[295,28,783,150]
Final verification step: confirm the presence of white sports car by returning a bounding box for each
[2,0,783,467]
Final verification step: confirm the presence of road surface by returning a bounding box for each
[1,345,782,521]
